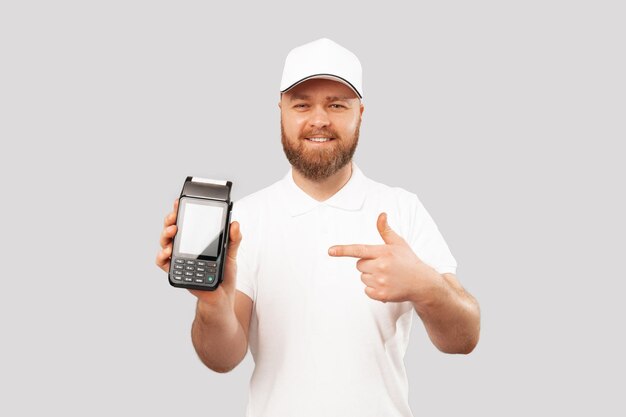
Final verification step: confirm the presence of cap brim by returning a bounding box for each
[281,74,362,99]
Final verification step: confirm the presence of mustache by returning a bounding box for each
[302,130,338,138]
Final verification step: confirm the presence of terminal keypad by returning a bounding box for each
[171,258,218,285]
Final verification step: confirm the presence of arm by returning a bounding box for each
[328,213,480,355]
[157,200,254,372]
[411,271,480,354]
[191,290,253,373]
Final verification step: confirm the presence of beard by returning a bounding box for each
[280,118,360,182]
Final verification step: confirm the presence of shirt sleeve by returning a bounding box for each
[230,201,257,302]
[407,193,458,275]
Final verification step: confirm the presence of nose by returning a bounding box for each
[308,105,331,129]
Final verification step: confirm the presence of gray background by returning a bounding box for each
[1,0,624,415]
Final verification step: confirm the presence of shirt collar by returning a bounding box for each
[281,160,368,217]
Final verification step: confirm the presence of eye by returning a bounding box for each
[330,104,346,109]
[294,104,308,108]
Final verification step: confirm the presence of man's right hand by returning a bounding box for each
[155,198,243,313]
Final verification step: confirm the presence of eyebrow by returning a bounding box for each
[289,94,354,102]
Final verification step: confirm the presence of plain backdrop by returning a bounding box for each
[1,1,624,415]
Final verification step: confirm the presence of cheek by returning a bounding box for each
[283,115,307,136]
[340,115,360,132]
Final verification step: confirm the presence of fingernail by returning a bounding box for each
[328,247,336,256]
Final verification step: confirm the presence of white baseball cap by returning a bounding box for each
[280,38,363,100]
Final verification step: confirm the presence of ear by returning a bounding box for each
[360,103,364,116]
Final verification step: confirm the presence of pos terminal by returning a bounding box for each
[169,177,233,291]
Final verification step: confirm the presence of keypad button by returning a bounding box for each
[196,267,206,272]
[174,265,184,270]
[175,259,185,264]
[207,276,215,283]
[185,266,195,271]
[183,277,193,282]
[207,268,216,273]
[184,271,194,276]
[172,275,182,281]
[195,273,204,278]
[186,260,196,265]
[173,271,183,276]
[197,261,206,267]
[194,278,204,283]
[207,262,217,267]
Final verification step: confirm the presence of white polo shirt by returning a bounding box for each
[231,160,457,417]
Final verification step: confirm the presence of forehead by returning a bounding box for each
[283,78,358,101]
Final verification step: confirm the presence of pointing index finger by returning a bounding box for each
[328,244,384,259]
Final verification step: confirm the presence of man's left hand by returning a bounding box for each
[328,212,441,304]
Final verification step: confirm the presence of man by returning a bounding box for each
[156,38,480,417]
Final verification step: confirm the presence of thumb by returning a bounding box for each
[377,212,405,245]
[221,221,242,290]
[227,220,243,260]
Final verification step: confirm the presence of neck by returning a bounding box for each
[292,162,353,202]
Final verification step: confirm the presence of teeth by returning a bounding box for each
[306,137,332,142]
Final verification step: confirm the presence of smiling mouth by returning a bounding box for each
[304,137,335,143]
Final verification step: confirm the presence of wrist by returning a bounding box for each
[410,267,449,314]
